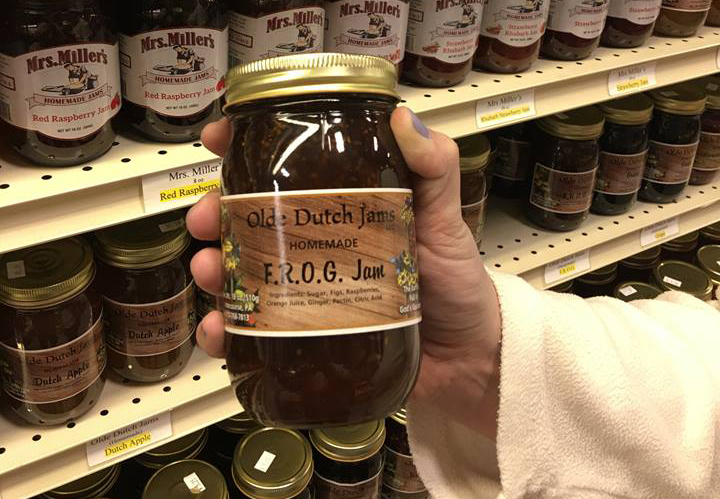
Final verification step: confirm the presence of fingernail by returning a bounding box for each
[409,109,430,139]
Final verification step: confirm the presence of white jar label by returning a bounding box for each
[0,43,121,140]
[229,8,325,66]
[406,0,484,63]
[480,0,550,47]
[120,27,228,118]
[325,1,410,63]
[547,0,610,39]
[607,0,661,24]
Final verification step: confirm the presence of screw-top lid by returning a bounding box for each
[648,83,706,115]
[310,421,386,463]
[93,211,189,269]
[216,410,261,435]
[620,246,662,270]
[232,428,313,499]
[700,221,720,242]
[597,94,654,125]
[136,429,208,470]
[696,245,720,284]
[576,262,618,285]
[456,134,491,172]
[0,237,95,309]
[702,76,720,109]
[143,460,228,499]
[653,260,713,300]
[224,53,399,110]
[662,231,699,252]
[536,107,605,140]
[613,281,662,302]
[389,408,407,426]
[44,464,120,499]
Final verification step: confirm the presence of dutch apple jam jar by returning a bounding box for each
[691,78,720,185]
[0,0,120,166]
[93,211,196,383]
[601,0,662,47]
[0,237,105,425]
[541,0,610,60]
[221,53,422,428]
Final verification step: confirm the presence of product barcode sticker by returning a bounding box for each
[158,219,185,233]
[619,285,637,296]
[184,472,206,493]
[476,89,536,130]
[544,250,591,284]
[142,159,222,214]
[663,275,682,287]
[85,412,173,466]
[6,260,25,279]
[640,217,680,246]
[608,63,656,96]
[254,451,276,473]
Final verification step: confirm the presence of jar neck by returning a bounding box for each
[227,94,398,116]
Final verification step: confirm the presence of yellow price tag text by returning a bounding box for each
[104,432,152,457]
[159,179,220,202]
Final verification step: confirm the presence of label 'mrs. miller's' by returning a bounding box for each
[220,188,422,337]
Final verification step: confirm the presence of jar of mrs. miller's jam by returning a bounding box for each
[691,78,720,185]
[383,410,428,499]
[488,123,533,197]
[0,0,120,166]
[601,0,662,47]
[93,211,196,383]
[541,0,610,60]
[403,0,484,86]
[708,0,720,24]
[0,237,106,425]
[119,1,229,142]
[221,54,421,427]
[654,0,709,35]
[457,134,490,246]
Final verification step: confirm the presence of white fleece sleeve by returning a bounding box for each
[406,271,720,499]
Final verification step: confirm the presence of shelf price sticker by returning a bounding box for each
[640,217,679,246]
[476,89,536,130]
[608,63,656,96]
[142,159,222,213]
[86,411,172,466]
[544,250,591,284]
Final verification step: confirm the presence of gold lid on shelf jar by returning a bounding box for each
[536,107,605,140]
[700,221,720,242]
[390,408,407,426]
[613,281,662,302]
[648,83,706,115]
[143,460,228,499]
[43,464,120,499]
[621,246,661,270]
[456,134,491,172]
[653,260,713,300]
[93,210,190,269]
[696,245,720,285]
[225,53,399,109]
[310,420,386,462]
[232,428,313,499]
[136,429,208,470]
[0,237,95,309]
[702,77,720,109]
[662,231,699,252]
[597,94,654,125]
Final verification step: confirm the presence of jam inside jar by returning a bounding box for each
[0,237,105,425]
[541,0,610,60]
[488,123,533,197]
[691,77,720,186]
[0,0,120,166]
[457,134,490,246]
[601,0,661,47]
[654,0,710,36]
[221,54,421,428]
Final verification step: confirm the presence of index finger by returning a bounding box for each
[187,190,221,241]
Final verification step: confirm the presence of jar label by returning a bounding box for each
[315,470,383,499]
[229,8,325,66]
[0,316,105,404]
[461,196,488,243]
[594,149,647,195]
[660,0,710,11]
[220,189,422,337]
[197,289,218,318]
[644,140,699,184]
[480,0,550,47]
[608,0,662,24]
[530,163,598,214]
[693,131,720,171]
[406,0,484,63]
[383,448,426,493]
[103,281,197,356]
[119,27,228,117]
[0,43,121,140]
[547,0,610,39]
[492,137,532,181]
[325,1,409,63]
[381,484,429,499]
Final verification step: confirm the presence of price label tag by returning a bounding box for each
[608,63,656,96]
[184,473,206,493]
[619,285,637,297]
[640,217,680,246]
[475,89,536,130]
[544,250,591,284]
[663,275,682,287]
[86,412,173,466]
[254,451,276,472]
[6,261,25,279]
[142,159,222,213]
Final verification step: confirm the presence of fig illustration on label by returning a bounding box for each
[547,0,610,38]
[481,0,550,47]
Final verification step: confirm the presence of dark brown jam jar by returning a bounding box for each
[143,460,229,499]
[457,134,491,246]
[640,84,705,203]
[310,422,386,499]
[403,0,483,86]
[574,263,618,297]
[541,0,610,60]
[93,211,196,383]
[474,0,550,73]
[0,237,105,425]
[708,0,720,23]
[42,464,120,499]
[601,0,661,47]
[696,245,720,293]
[618,245,661,281]
[119,0,229,142]
[592,94,652,215]
[209,411,261,484]
[528,107,604,231]
[488,123,533,198]
[383,410,428,498]
[661,231,699,262]
[0,0,120,166]
[654,0,709,35]
[613,281,662,301]
[220,54,421,428]
[232,428,314,499]
[653,260,713,300]
[691,78,720,185]
[699,221,720,246]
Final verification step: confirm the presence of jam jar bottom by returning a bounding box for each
[227,328,421,428]
[591,191,638,215]
[123,101,223,142]
[654,10,709,37]
[108,338,195,383]
[527,204,588,231]
[638,179,688,203]
[473,37,540,73]
[402,53,471,87]
[601,17,655,48]
[541,30,600,61]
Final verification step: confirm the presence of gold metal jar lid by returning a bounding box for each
[310,420,386,463]
[44,464,120,499]
[653,260,713,300]
[93,211,190,269]
[143,460,228,499]
[225,53,399,110]
[389,408,407,426]
[702,76,720,109]
[536,107,605,141]
[621,246,662,269]
[597,94,654,125]
[232,428,313,499]
[0,237,95,309]
[216,411,260,435]
[456,134,491,172]
[700,221,720,242]
[662,231,699,252]
[613,281,662,302]
[136,429,208,470]
[648,83,706,116]
[696,245,720,284]
[549,279,574,293]
[576,262,618,285]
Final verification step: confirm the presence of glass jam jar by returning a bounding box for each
[488,123,533,198]
[0,0,120,166]
[143,461,229,499]
[592,94,652,215]
[653,260,713,300]
[700,221,720,246]
[541,0,610,60]
[221,54,421,428]
[618,245,661,282]
[383,410,428,498]
[208,411,260,484]
[42,464,120,499]
[119,1,229,142]
[640,84,705,203]
[474,0,551,73]
[574,263,618,297]
[93,211,196,383]
[232,428,314,499]
[661,231,699,262]
[0,237,105,425]
[696,245,720,293]
[613,281,662,301]
[528,107,604,231]
[654,0,710,35]
[457,134,490,246]
[310,422,386,499]
[192,239,220,321]
[708,0,720,24]
[691,78,720,185]
[403,0,483,86]
[601,0,662,47]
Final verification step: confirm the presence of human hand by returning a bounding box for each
[187,108,502,439]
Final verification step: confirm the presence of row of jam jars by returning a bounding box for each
[691,77,720,185]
